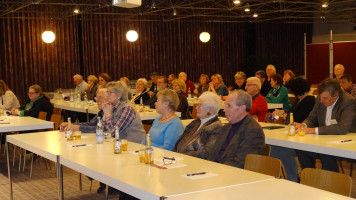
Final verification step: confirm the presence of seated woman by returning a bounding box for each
[265,73,292,111]
[231,71,246,91]
[173,92,222,156]
[283,70,295,85]
[208,74,229,100]
[120,77,132,100]
[101,81,146,143]
[0,80,20,111]
[194,74,210,97]
[271,76,315,182]
[132,78,150,104]
[85,75,99,101]
[98,72,111,89]
[172,79,189,119]
[11,84,53,121]
[142,89,184,150]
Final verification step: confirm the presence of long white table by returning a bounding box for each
[0,116,54,132]
[187,98,283,110]
[166,179,353,200]
[51,99,180,121]
[6,131,273,200]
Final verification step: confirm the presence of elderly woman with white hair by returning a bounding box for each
[101,81,146,143]
[132,78,150,104]
[173,92,222,157]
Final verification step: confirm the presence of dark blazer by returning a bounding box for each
[21,95,53,121]
[177,92,188,119]
[133,89,150,105]
[173,116,222,156]
[303,92,356,135]
[203,115,265,168]
[85,84,98,101]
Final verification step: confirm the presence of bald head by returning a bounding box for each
[178,72,187,82]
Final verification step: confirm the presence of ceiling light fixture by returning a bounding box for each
[200,32,211,43]
[73,9,79,14]
[244,3,250,12]
[42,31,55,43]
[253,12,258,18]
[151,1,156,9]
[322,2,328,8]
[173,8,177,16]
[233,0,241,5]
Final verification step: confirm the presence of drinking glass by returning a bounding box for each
[298,125,306,136]
[121,139,128,151]
[103,132,110,142]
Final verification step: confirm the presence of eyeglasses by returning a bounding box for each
[163,157,176,165]
[107,91,114,95]
[196,104,210,109]
[246,84,256,87]
[28,92,37,95]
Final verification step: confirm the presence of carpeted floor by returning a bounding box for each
[1,146,356,199]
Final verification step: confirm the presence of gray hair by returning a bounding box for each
[266,65,276,73]
[73,74,83,80]
[246,77,261,91]
[334,64,345,71]
[96,87,107,95]
[137,78,148,88]
[318,78,342,97]
[231,90,252,112]
[157,89,180,111]
[199,92,221,116]
[107,81,129,107]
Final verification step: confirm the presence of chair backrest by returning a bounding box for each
[50,114,62,130]
[300,168,352,197]
[244,154,286,179]
[143,124,152,134]
[53,107,62,115]
[263,144,271,156]
[38,111,47,120]
[264,112,285,124]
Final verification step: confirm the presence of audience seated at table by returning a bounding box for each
[255,70,271,97]
[142,89,184,150]
[144,76,168,109]
[85,75,98,101]
[98,72,111,89]
[208,74,229,100]
[245,77,268,122]
[0,80,20,111]
[197,90,265,168]
[132,78,150,104]
[334,64,345,80]
[73,74,88,95]
[172,79,189,119]
[265,73,292,111]
[101,81,146,143]
[148,72,159,96]
[120,77,132,100]
[167,73,176,90]
[60,88,107,133]
[271,77,315,182]
[194,74,210,97]
[339,74,356,99]
[178,72,196,97]
[282,70,295,85]
[295,78,356,172]
[174,92,222,156]
[11,84,53,121]
[231,71,246,91]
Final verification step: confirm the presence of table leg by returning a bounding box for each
[86,110,89,122]
[57,155,63,200]
[6,142,13,200]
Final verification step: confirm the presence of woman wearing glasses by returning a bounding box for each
[11,84,53,120]
[173,92,222,157]
[101,81,145,143]
[143,89,184,150]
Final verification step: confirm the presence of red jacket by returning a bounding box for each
[184,80,196,97]
[250,94,268,122]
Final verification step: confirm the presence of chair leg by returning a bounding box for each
[23,151,27,172]
[30,154,34,178]
[105,185,109,199]
[90,180,93,192]
[12,146,16,167]
[339,161,345,174]
[350,162,353,177]
[79,173,82,191]
[18,149,22,172]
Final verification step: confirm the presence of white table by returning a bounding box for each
[0,116,54,132]
[188,98,282,110]
[59,134,273,200]
[267,103,283,109]
[166,179,353,200]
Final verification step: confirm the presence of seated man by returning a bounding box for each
[296,78,356,172]
[144,76,168,109]
[201,90,266,168]
[60,88,107,133]
[178,72,196,97]
[245,77,268,122]
[255,70,271,97]
[339,74,356,99]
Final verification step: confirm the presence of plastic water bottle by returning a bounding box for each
[188,88,192,100]
[96,117,104,144]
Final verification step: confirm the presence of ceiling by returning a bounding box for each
[1,0,356,24]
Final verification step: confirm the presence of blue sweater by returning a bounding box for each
[142,116,184,150]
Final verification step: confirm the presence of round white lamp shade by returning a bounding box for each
[126,30,138,42]
[42,31,55,43]
[199,32,210,43]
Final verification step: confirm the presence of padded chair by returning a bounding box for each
[143,124,152,134]
[264,144,271,156]
[300,168,352,197]
[50,114,61,130]
[53,107,62,115]
[244,154,287,179]
[38,111,47,120]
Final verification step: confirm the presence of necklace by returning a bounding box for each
[160,114,175,122]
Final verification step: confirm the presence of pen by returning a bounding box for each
[72,144,87,147]
[341,140,352,143]
[187,172,206,176]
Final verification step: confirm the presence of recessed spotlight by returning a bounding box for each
[233,0,241,5]
[244,3,250,12]
[73,9,79,14]
[253,13,258,18]
[322,2,328,8]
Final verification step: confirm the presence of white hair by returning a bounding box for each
[198,92,222,116]
[246,77,261,91]
[266,65,276,73]
[137,78,148,88]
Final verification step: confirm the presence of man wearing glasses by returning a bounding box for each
[245,77,268,122]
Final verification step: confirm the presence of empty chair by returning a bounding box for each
[300,168,352,197]
[38,111,47,120]
[50,114,61,130]
[244,154,286,179]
